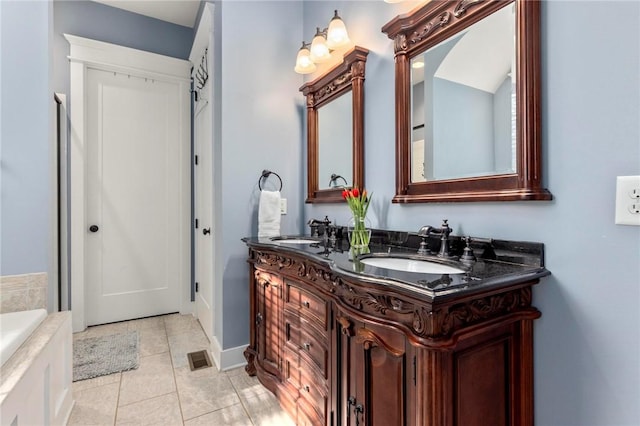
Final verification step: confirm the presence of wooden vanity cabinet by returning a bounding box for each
[250,271,284,387]
[334,309,416,426]
[244,248,541,426]
[283,277,331,426]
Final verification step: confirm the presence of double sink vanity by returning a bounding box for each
[243,224,549,426]
[244,0,553,424]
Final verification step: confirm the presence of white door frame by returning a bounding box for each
[66,34,192,332]
[190,2,220,361]
[54,93,69,312]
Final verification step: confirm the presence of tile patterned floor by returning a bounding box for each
[68,314,295,426]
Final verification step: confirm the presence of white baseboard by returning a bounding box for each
[210,337,247,372]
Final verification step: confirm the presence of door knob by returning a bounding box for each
[203,228,211,235]
[89,225,99,233]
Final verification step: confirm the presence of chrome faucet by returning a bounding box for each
[417,225,433,255]
[307,216,331,237]
[307,218,322,237]
[418,225,434,236]
[434,219,454,259]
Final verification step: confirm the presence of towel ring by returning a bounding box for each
[258,170,283,191]
[329,173,349,187]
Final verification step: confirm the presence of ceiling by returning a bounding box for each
[433,5,514,93]
[412,4,514,93]
[91,0,201,28]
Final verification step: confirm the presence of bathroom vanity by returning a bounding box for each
[243,232,549,426]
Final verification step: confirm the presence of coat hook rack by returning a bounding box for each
[195,48,209,90]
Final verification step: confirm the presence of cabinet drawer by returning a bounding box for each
[283,349,327,425]
[298,363,329,419]
[286,283,327,329]
[285,319,328,376]
[298,391,326,426]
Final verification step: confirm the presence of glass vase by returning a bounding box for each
[348,216,371,249]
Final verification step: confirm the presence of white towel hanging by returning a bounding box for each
[258,190,281,238]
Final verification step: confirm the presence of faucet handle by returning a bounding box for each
[460,236,476,266]
[435,219,455,259]
[320,216,332,238]
[308,221,320,237]
[328,226,337,244]
[417,236,431,255]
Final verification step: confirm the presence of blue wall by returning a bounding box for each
[0,0,52,278]
[493,77,513,173]
[214,1,304,349]
[318,92,352,188]
[1,1,192,277]
[304,1,640,425]
[2,1,639,423]
[433,78,494,179]
[53,0,193,95]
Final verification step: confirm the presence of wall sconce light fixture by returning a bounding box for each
[295,10,351,74]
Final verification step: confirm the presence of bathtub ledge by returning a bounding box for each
[0,311,71,402]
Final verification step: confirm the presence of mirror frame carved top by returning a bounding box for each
[300,46,369,203]
[382,0,552,203]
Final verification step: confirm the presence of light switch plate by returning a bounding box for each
[280,198,287,215]
[615,176,640,225]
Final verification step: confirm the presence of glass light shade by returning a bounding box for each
[294,47,316,74]
[309,32,331,63]
[326,11,350,49]
[412,60,425,69]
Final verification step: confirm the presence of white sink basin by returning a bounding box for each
[271,237,319,244]
[360,257,465,274]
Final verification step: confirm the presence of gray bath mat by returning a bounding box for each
[73,331,139,381]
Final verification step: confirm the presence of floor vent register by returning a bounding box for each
[187,350,213,371]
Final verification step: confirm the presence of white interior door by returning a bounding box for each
[85,68,184,326]
[412,139,425,182]
[194,82,214,341]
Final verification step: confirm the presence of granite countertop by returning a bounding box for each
[243,233,550,302]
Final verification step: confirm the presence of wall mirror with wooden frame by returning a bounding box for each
[382,0,552,202]
[301,46,368,203]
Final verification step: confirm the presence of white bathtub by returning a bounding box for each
[0,309,48,367]
[0,310,73,425]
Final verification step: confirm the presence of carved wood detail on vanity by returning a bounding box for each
[246,246,541,425]
[253,249,538,341]
[412,286,538,340]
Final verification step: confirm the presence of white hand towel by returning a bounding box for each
[258,190,281,238]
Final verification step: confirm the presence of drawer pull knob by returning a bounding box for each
[302,300,310,308]
[303,342,311,350]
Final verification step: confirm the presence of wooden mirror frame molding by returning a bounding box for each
[382,0,552,203]
[301,46,369,203]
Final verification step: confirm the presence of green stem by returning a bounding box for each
[350,215,370,248]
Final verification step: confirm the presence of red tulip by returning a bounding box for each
[352,188,360,198]
[342,190,348,199]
